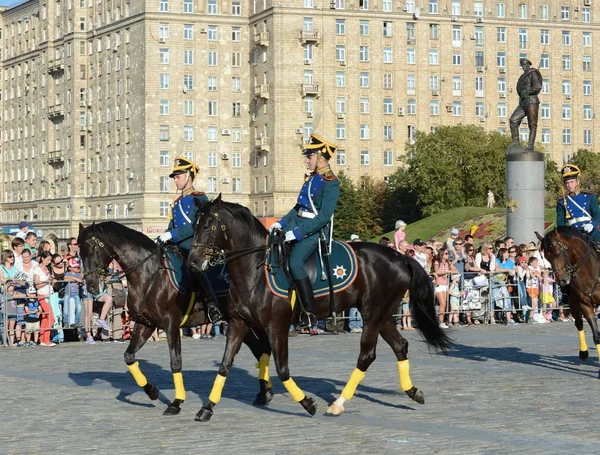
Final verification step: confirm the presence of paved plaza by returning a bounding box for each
[1,322,599,455]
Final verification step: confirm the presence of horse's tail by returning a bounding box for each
[406,258,452,353]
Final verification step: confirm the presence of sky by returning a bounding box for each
[0,0,21,7]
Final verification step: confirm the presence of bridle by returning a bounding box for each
[546,232,599,298]
[190,206,272,266]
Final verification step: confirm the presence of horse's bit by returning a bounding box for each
[190,210,228,266]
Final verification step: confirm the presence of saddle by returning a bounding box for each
[265,236,358,300]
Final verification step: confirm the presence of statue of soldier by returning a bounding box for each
[509,58,543,150]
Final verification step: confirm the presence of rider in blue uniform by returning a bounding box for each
[269,134,340,327]
[557,163,600,242]
[158,156,222,322]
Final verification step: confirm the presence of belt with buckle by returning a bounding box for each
[566,216,591,226]
[298,209,316,219]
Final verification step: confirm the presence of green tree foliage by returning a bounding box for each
[382,168,422,230]
[333,172,358,241]
[544,157,562,208]
[571,149,600,193]
[402,125,511,217]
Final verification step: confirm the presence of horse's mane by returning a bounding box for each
[544,225,587,252]
[213,200,268,236]
[82,221,156,250]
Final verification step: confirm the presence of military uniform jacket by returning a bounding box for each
[279,166,340,242]
[167,188,208,253]
[557,191,600,240]
[517,68,542,107]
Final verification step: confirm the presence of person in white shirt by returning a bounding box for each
[15,221,30,240]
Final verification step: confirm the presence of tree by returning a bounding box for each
[353,176,387,238]
[544,157,562,208]
[572,149,600,194]
[382,167,422,230]
[402,125,510,217]
[333,172,358,241]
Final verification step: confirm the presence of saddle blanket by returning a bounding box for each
[163,250,230,298]
[266,240,358,299]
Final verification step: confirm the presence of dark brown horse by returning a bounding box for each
[78,222,273,415]
[537,227,600,372]
[187,196,451,421]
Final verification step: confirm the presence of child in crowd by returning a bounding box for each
[64,258,83,329]
[540,270,556,322]
[400,290,413,330]
[526,257,545,323]
[448,274,461,327]
[23,298,41,347]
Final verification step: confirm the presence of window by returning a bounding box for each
[232,153,241,168]
[451,0,460,16]
[562,31,571,46]
[407,99,416,115]
[453,101,462,116]
[561,6,570,21]
[232,102,241,117]
[584,130,592,145]
[563,129,571,145]
[384,150,393,166]
[541,104,550,119]
[383,22,393,38]
[336,45,346,62]
[231,2,241,15]
[562,104,571,120]
[208,76,217,91]
[383,73,393,89]
[360,150,370,166]
[159,48,169,64]
[429,75,439,91]
[183,75,194,91]
[208,51,218,66]
[383,125,393,141]
[359,46,369,62]
[562,55,571,71]
[407,74,416,92]
[452,52,462,66]
[383,98,393,115]
[359,97,369,114]
[159,24,169,40]
[584,105,592,120]
[540,54,549,70]
[383,0,392,12]
[336,71,346,87]
[540,5,548,20]
[562,80,571,96]
[160,202,170,217]
[497,102,507,118]
[184,24,193,40]
[383,47,393,63]
[540,29,549,45]
[232,128,241,142]
[542,79,550,94]
[336,150,346,166]
[232,178,241,193]
[208,152,217,167]
[406,48,415,64]
[184,50,193,65]
[360,124,370,140]
[430,100,439,115]
[541,128,550,144]
[518,29,528,49]
[430,24,439,40]
[496,2,505,18]
[475,101,484,117]
[184,100,194,116]
[583,32,592,47]
[359,72,369,88]
[232,27,241,42]
[336,97,346,114]
[304,18,313,32]
[583,8,591,23]
[429,0,438,14]
[475,51,484,67]
[208,101,218,116]
[159,0,169,12]
[336,123,346,140]
[207,0,216,15]
[429,50,438,65]
[359,20,369,36]
[583,80,592,96]
[208,177,217,193]
[208,126,217,142]
[497,52,506,68]
[160,125,169,141]
[336,20,345,36]
[452,26,462,43]
[232,77,241,92]
[160,100,169,115]
[160,74,169,89]
[160,176,169,192]
[208,25,217,41]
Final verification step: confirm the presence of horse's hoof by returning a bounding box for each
[580,350,590,361]
[325,402,344,416]
[253,388,273,406]
[406,387,425,405]
[300,396,317,416]
[163,404,182,416]
[144,383,160,401]
[195,406,213,422]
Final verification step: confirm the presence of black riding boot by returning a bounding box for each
[200,274,223,323]
[294,277,317,328]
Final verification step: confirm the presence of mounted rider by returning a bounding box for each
[158,155,223,322]
[557,164,600,242]
[269,133,340,327]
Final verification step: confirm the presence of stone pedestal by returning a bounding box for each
[506,146,545,245]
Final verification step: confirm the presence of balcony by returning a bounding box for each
[47,104,64,119]
[254,84,269,99]
[302,83,320,97]
[300,30,320,44]
[254,32,270,47]
[255,136,270,152]
[47,58,65,74]
[47,150,64,165]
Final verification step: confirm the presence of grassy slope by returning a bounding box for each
[375,207,556,244]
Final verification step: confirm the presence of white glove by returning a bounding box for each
[158,231,173,242]
[284,231,296,242]
[583,223,594,233]
[269,222,282,233]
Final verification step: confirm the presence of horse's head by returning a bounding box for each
[188,194,227,272]
[78,222,115,296]
[536,229,577,286]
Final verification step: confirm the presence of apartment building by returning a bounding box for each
[0,0,598,244]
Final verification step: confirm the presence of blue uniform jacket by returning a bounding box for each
[557,191,600,240]
[167,189,208,254]
[279,166,340,242]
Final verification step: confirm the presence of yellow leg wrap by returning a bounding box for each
[208,374,227,404]
[290,290,296,310]
[127,361,148,388]
[578,330,588,352]
[596,344,600,359]
[282,378,306,402]
[257,353,271,384]
[340,368,366,401]
[173,372,186,401]
[397,360,414,392]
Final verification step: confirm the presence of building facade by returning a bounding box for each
[0,0,598,243]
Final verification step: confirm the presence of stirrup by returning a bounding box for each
[207,306,223,324]
[299,311,316,328]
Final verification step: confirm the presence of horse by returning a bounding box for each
[536,227,600,373]
[77,221,274,415]
[187,195,451,421]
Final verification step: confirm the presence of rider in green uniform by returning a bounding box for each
[269,134,340,327]
[159,156,222,322]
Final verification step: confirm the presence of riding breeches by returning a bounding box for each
[289,236,319,280]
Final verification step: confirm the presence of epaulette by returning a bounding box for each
[322,169,337,181]
[581,191,593,194]
[191,190,206,197]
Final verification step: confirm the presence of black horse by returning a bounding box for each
[537,227,600,371]
[188,196,451,421]
[78,222,273,415]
